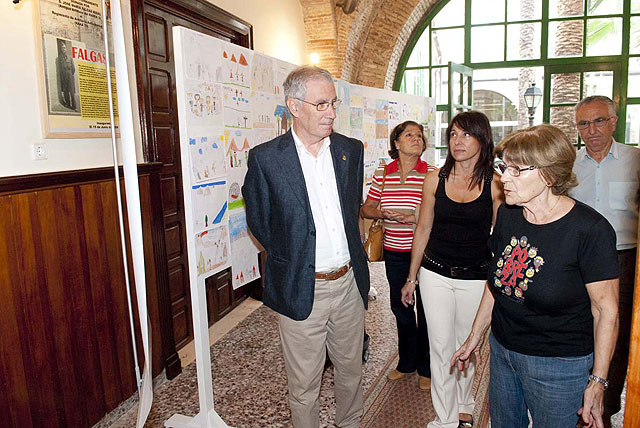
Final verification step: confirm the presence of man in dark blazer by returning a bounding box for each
[243,66,370,428]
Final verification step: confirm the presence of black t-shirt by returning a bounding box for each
[488,201,619,357]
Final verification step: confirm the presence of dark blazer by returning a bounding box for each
[242,130,370,321]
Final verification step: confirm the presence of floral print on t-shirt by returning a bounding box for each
[493,235,545,303]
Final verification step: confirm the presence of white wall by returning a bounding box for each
[210,0,308,66]
[0,0,308,178]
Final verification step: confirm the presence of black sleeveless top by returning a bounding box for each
[426,169,493,267]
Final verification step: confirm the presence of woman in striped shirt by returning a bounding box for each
[360,120,435,390]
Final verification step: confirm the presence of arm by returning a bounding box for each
[579,278,619,428]
[451,283,495,370]
[242,149,271,249]
[491,172,505,227]
[400,170,438,307]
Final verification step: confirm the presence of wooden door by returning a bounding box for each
[133,0,252,349]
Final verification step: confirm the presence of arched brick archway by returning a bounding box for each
[299,0,446,88]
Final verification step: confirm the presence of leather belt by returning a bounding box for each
[618,248,637,255]
[315,261,352,281]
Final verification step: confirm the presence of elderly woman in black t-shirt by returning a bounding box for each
[452,124,619,428]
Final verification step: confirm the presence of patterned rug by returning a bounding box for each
[103,262,490,428]
[361,333,490,428]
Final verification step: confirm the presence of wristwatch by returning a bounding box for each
[588,374,609,389]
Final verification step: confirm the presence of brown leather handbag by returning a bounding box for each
[363,165,387,262]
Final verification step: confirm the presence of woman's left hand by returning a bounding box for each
[381,209,415,224]
[578,382,606,427]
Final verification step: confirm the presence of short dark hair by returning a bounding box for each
[388,121,426,159]
[442,111,494,189]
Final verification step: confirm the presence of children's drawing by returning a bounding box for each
[274,61,297,95]
[350,85,363,107]
[350,107,363,130]
[195,225,231,278]
[229,211,261,288]
[225,129,253,169]
[185,82,223,128]
[273,104,292,136]
[183,30,221,82]
[221,46,252,88]
[253,128,277,148]
[223,85,252,129]
[252,92,276,129]
[227,166,248,210]
[252,54,274,93]
[188,134,226,183]
[192,180,228,232]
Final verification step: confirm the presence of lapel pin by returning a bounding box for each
[342,155,347,161]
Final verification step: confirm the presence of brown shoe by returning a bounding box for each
[419,376,431,391]
[386,369,407,381]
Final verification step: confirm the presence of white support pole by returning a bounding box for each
[110,0,154,425]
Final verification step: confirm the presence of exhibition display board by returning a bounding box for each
[169,25,435,428]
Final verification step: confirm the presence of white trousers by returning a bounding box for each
[419,268,485,428]
[279,269,365,428]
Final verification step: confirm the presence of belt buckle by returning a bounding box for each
[450,266,466,277]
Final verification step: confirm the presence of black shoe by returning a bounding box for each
[458,417,473,428]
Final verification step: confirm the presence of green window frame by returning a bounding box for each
[395,0,640,148]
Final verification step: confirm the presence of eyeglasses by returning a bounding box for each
[294,98,342,111]
[576,116,614,130]
[493,158,537,177]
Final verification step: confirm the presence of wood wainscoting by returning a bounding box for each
[0,164,180,428]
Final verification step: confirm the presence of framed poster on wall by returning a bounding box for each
[34,0,119,138]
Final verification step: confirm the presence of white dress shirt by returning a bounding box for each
[292,128,351,271]
[569,140,640,250]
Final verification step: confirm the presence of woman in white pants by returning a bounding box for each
[401,111,503,428]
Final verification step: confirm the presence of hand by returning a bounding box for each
[578,381,606,427]
[450,332,483,371]
[400,281,416,307]
[381,209,411,223]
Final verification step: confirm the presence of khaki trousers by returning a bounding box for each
[279,269,365,428]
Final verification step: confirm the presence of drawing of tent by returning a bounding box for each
[274,105,291,136]
[240,137,251,151]
[238,54,248,66]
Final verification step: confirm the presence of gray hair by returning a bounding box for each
[283,66,334,103]
[574,95,617,117]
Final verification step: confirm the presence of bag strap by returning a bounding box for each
[378,163,388,208]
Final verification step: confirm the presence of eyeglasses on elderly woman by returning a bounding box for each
[493,158,538,177]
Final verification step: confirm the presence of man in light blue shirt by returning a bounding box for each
[569,95,640,427]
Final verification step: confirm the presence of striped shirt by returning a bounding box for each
[366,158,435,251]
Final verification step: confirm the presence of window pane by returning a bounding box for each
[549,20,584,57]
[551,73,581,104]
[473,67,544,129]
[407,28,430,67]
[432,0,465,28]
[583,70,613,98]
[507,22,541,60]
[432,28,465,65]
[634,1,640,13]
[471,25,505,62]
[432,67,448,104]
[629,57,640,97]
[587,0,622,16]
[472,0,504,25]
[626,105,640,145]
[550,106,578,145]
[507,0,541,21]
[631,17,640,55]
[586,18,622,56]
[402,69,429,97]
[549,0,584,18]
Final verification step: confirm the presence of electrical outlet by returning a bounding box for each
[32,143,47,160]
